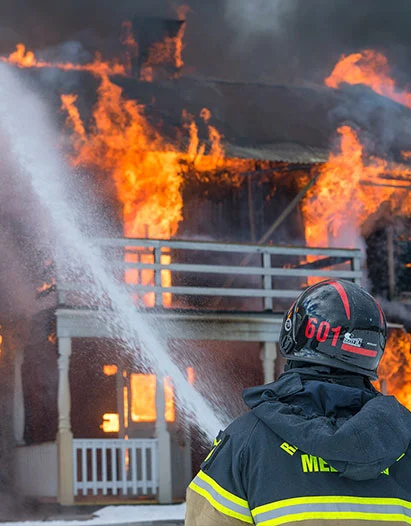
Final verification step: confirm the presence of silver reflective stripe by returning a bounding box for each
[191,473,252,519]
[254,500,411,524]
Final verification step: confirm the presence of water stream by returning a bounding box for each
[0,63,225,439]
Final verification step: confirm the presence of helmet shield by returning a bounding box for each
[280,280,387,379]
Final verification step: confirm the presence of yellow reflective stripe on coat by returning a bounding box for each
[189,470,253,523]
[252,495,411,525]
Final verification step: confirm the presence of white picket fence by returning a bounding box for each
[73,439,158,496]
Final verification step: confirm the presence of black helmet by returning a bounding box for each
[279,279,387,379]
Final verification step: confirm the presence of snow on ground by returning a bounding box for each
[1,503,186,526]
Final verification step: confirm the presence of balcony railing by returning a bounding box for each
[57,238,362,312]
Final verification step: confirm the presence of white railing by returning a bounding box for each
[73,439,158,497]
[58,238,362,311]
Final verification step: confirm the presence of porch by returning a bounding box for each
[14,238,363,506]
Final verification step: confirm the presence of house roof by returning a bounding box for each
[115,75,411,163]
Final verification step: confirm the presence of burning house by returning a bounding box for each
[0,4,409,513]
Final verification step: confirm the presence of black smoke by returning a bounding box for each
[1,0,411,85]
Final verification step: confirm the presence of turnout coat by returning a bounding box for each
[185,366,411,525]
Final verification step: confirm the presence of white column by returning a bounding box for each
[261,342,277,384]
[57,337,74,505]
[13,347,25,445]
[155,375,172,503]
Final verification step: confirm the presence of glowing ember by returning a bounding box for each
[378,330,411,409]
[325,50,411,108]
[48,333,57,345]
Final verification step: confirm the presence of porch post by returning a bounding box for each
[155,374,172,503]
[261,342,277,384]
[13,347,25,445]
[57,337,74,505]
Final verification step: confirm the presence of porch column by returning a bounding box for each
[57,337,74,505]
[261,342,277,384]
[155,374,172,504]
[13,347,25,445]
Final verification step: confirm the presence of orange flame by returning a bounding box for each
[2,43,128,78]
[139,19,186,81]
[130,373,175,422]
[303,125,411,248]
[4,40,261,306]
[326,50,411,108]
[37,278,56,293]
[48,332,57,345]
[378,330,411,409]
[304,50,411,253]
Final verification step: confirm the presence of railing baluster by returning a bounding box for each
[262,252,273,311]
[92,445,97,495]
[131,443,137,495]
[111,444,117,495]
[141,443,147,494]
[81,445,87,496]
[154,246,163,307]
[73,444,78,496]
[102,442,107,496]
[121,442,127,496]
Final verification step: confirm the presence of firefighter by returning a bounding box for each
[185,279,411,525]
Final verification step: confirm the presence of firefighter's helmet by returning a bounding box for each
[279,279,387,379]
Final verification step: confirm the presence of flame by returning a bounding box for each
[303,50,411,254]
[187,366,195,385]
[130,373,175,422]
[378,330,411,409]
[123,384,129,429]
[325,50,411,108]
[103,364,118,376]
[302,125,411,248]
[48,332,57,345]
[100,413,120,433]
[139,19,186,81]
[37,278,56,293]
[2,43,128,78]
[4,40,260,306]
[60,71,239,306]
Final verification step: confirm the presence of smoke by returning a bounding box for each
[220,0,411,85]
[224,0,297,35]
[1,0,411,86]
[378,298,411,332]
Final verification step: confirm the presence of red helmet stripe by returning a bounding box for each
[342,343,377,357]
[376,300,384,327]
[330,281,351,320]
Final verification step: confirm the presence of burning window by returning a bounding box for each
[100,413,120,433]
[103,364,118,376]
[130,373,175,422]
